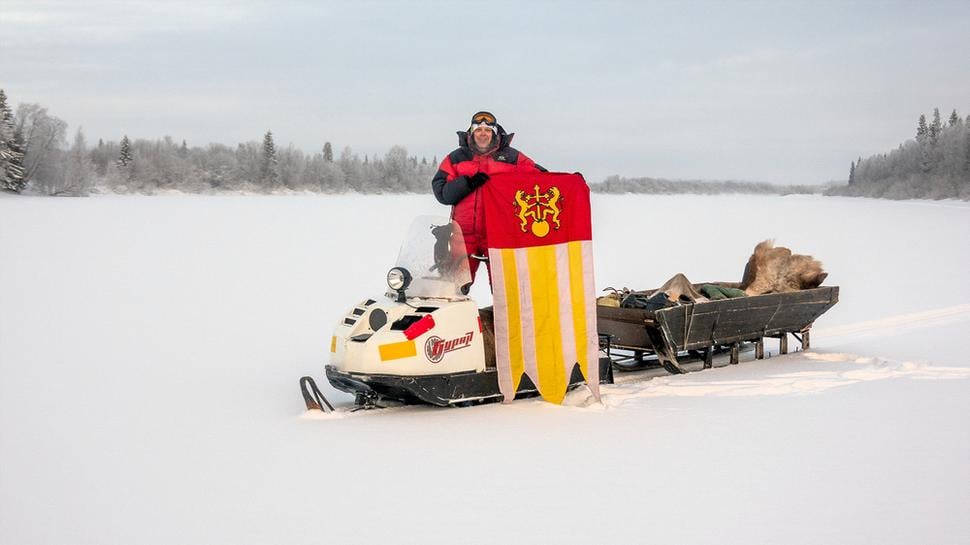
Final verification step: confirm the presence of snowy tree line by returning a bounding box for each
[0,90,437,195]
[827,108,970,200]
[590,175,822,196]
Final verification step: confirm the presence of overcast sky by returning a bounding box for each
[2,0,968,184]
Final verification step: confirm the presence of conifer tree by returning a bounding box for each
[115,134,135,186]
[965,129,970,174]
[916,115,932,173]
[848,160,856,185]
[916,114,928,143]
[0,89,27,192]
[949,109,960,127]
[929,108,942,146]
[117,135,132,167]
[260,130,279,186]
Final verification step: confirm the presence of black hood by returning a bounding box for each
[456,123,514,154]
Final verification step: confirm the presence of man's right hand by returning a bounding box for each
[467,172,489,189]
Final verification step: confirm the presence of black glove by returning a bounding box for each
[467,172,489,189]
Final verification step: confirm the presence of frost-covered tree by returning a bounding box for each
[0,95,436,196]
[277,144,305,190]
[198,143,237,190]
[55,127,94,195]
[848,160,856,185]
[0,89,27,192]
[915,113,932,173]
[15,103,67,190]
[117,135,132,167]
[382,145,409,192]
[828,106,970,200]
[339,146,364,191]
[965,128,970,174]
[260,130,279,187]
[916,114,928,142]
[90,138,115,177]
[929,108,942,146]
[113,134,136,188]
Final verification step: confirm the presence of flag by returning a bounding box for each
[482,171,599,404]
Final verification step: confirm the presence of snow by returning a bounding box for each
[1,194,968,545]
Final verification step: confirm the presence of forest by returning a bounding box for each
[0,89,436,196]
[3,90,967,199]
[827,108,970,200]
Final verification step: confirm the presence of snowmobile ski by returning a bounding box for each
[299,376,334,412]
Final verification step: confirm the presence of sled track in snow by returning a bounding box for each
[564,352,970,409]
[564,304,970,409]
[812,303,970,340]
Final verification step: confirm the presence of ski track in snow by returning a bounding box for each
[812,303,970,340]
[560,352,970,410]
[560,303,970,410]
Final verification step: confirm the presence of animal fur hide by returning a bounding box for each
[479,307,496,368]
[739,240,828,296]
[650,273,705,303]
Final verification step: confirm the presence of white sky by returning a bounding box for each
[2,0,968,184]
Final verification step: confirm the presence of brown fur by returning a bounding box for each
[479,307,497,368]
[650,272,704,302]
[739,240,828,296]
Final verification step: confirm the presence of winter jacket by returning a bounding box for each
[431,125,544,246]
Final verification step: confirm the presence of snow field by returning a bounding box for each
[1,193,968,545]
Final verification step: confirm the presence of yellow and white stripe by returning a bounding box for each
[490,240,599,404]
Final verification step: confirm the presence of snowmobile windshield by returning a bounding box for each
[391,216,473,300]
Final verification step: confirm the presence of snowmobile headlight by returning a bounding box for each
[387,267,412,291]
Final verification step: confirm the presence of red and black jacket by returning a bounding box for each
[431,125,545,241]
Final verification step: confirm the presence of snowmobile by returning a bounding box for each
[300,216,840,412]
[299,216,611,411]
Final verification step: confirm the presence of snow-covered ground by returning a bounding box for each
[1,193,968,545]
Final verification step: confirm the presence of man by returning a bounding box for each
[432,111,544,283]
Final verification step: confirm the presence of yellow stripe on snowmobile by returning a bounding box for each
[330,336,337,353]
[378,340,416,361]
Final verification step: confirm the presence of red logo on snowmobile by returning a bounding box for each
[424,332,474,363]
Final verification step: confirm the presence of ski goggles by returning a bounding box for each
[471,112,496,125]
[471,122,498,133]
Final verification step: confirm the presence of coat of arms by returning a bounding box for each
[514,184,561,238]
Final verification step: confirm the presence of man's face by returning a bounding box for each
[473,125,494,150]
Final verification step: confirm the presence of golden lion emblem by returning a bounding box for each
[514,184,561,238]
